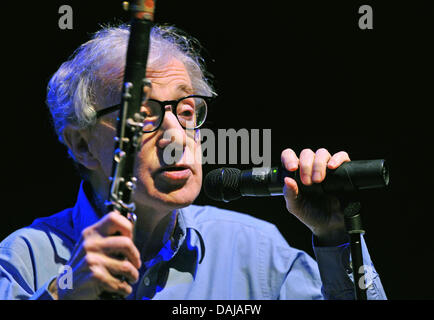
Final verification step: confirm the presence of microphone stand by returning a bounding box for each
[342,200,367,300]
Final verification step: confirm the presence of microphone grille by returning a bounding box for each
[203,168,242,202]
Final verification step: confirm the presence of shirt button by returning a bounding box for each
[143,276,150,286]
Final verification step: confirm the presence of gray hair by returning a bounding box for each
[46,24,215,145]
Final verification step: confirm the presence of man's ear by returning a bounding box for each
[62,125,99,170]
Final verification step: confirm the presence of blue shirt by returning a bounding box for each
[0,183,386,300]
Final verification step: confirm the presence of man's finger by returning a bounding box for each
[92,264,134,297]
[299,149,315,185]
[312,148,332,183]
[327,151,351,169]
[93,211,134,238]
[281,148,299,171]
[100,236,141,269]
[102,255,140,285]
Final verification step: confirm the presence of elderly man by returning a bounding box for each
[0,24,386,300]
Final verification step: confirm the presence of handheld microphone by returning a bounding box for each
[203,159,389,202]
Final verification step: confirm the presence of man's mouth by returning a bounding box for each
[157,165,192,181]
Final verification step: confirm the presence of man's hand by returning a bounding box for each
[281,148,351,246]
[49,211,141,299]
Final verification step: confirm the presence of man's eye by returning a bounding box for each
[141,109,151,118]
[141,101,160,118]
[179,109,194,118]
[178,102,195,118]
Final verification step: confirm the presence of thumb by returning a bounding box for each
[283,177,299,212]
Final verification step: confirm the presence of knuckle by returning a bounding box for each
[313,156,327,167]
[338,151,350,159]
[106,211,120,223]
[121,236,134,246]
[107,212,133,233]
[85,252,99,267]
[281,148,294,157]
[316,148,330,156]
[312,164,323,172]
[113,236,132,251]
[301,148,313,154]
[117,281,132,295]
[299,158,312,171]
[120,260,132,273]
[89,265,105,282]
[115,236,128,246]
[122,264,138,282]
[300,148,314,159]
[82,238,95,252]
[300,162,310,172]
[81,226,94,238]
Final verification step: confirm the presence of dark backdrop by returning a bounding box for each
[1,0,433,299]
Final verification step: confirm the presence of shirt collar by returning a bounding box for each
[178,208,206,264]
[72,181,101,243]
[142,208,206,270]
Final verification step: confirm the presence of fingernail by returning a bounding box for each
[288,162,298,171]
[328,160,336,168]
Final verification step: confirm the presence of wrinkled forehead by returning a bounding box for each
[96,55,192,108]
[146,58,194,95]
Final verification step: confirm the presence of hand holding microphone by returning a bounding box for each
[204,148,389,244]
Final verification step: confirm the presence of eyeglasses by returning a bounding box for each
[95,95,213,132]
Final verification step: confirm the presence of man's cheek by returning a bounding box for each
[102,144,116,177]
[185,130,202,167]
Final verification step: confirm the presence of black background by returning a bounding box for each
[1,0,433,300]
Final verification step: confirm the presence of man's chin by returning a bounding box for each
[153,174,201,207]
[154,179,190,194]
[134,184,200,212]
[159,187,199,209]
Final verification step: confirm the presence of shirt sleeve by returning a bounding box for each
[312,234,387,300]
[30,277,56,300]
[0,236,55,300]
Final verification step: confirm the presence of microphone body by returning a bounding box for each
[204,160,389,202]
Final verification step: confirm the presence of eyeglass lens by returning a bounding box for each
[140,96,207,132]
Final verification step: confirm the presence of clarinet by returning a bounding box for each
[99,0,156,299]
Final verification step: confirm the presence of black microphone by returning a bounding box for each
[203,159,389,202]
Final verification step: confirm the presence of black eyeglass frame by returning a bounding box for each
[95,94,214,132]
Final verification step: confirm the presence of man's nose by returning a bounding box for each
[157,105,186,151]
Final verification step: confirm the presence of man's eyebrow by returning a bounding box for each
[177,84,194,95]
